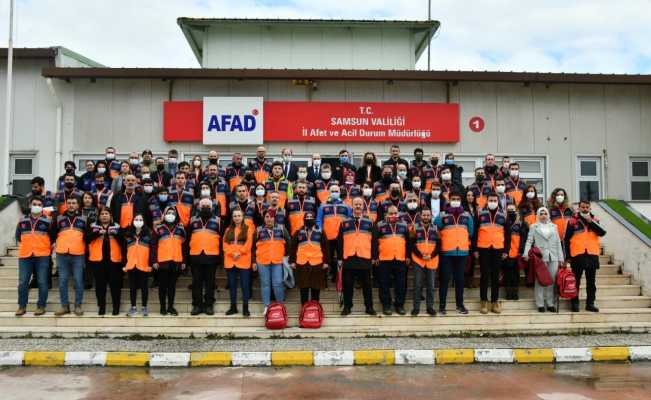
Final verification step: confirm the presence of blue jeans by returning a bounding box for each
[257,263,284,306]
[57,254,85,306]
[18,256,50,308]
[227,268,251,305]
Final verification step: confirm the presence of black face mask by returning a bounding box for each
[65,168,74,174]
[200,208,212,217]
[304,219,315,228]
[64,182,75,189]
[95,183,104,190]
[156,164,165,171]
[365,158,374,165]
[32,189,40,195]
[485,165,497,173]
[476,175,485,183]
[382,175,393,184]
[209,159,218,165]
[66,209,76,216]
[390,189,401,198]
[431,158,438,166]
[415,155,423,162]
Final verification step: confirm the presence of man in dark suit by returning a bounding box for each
[281,148,299,182]
[382,144,409,171]
[307,153,322,183]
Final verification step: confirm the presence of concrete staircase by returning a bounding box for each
[0,246,649,338]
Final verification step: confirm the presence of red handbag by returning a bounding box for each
[265,302,288,330]
[299,300,324,329]
[557,266,578,299]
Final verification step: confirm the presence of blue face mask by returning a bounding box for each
[158,194,168,202]
[340,156,349,164]
[445,159,454,165]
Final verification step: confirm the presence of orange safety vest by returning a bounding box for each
[551,207,573,241]
[223,226,253,269]
[295,228,324,266]
[321,203,348,240]
[55,216,86,256]
[287,197,316,235]
[377,221,408,262]
[88,225,123,263]
[569,221,601,257]
[255,225,285,265]
[119,193,135,228]
[439,212,471,253]
[342,217,373,260]
[17,216,52,258]
[189,217,221,256]
[476,209,506,250]
[316,181,332,205]
[412,223,439,269]
[156,224,185,263]
[124,235,152,272]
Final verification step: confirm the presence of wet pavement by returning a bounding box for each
[1,363,650,399]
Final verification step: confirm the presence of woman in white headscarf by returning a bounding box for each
[523,207,565,312]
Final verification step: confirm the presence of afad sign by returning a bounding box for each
[164,99,459,143]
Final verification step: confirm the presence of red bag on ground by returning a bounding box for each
[265,302,288,330]
[557,266,578,299]
[299,300,324,329]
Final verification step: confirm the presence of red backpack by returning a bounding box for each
[557,267,578,299]
[265,302,288,330]
[299,300,324,329]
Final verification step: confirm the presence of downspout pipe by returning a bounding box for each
[45,78,63,185]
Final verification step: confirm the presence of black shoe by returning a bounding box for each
[225,305,238,315]
[112,309,120,316]
[242,305,250,317]
[84,284,93,290]
[167,307,178,316]
[365,308,377,316]
[204,305,214,315]
[150,280,158,289]
[547,306,556,313]
[427,307,437,316]
[571,303,580,312]
[585,304,599,312]
[410,309,419,316]
[341,307,351,316]
[160,307,167,316]
[98,306,105,316]
[382,306,392,316]
[395,306,406,315]
[191,306,202,316]
[439,308,447,315]
[538,307,545,313]
[456,306,469,315]
[513,292,519,301]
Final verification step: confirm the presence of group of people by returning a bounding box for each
[15,144,606,320]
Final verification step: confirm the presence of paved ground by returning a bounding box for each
[1,363,650,399]
[1,333,651,352]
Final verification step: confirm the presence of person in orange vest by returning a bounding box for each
[248,146,272,185]
[337,196,377,316]
[401,193,422,234]
[265,161,293,209]
[518,184,541,227]
[201,164,228,219]
[286,181,316,236]
[373,165,394,203]
[251,184,268,227]
[467,167,492,209]
[229,183,255,228]
[54,173,82,215]
[293,166,315,198]
[410,208,440,316]
[548,188,574,243]
[53,196,88,317]
[373,205,411,315]
[314,163,339,206]
[360,181,379,223]
[408,175,430,210]
[316,184,351,282]
[565,200,607,313]
[225,152,247,192]
[253,209,291,312]
[434,191,474,315]
[505,162,526,205]
[483,153,500,187]
[195,182,221,219]
[264,191,287,226]
[473,193,511,314]
[341,173,361,208]
[152,206,187,316]
[169,171,195,228]
[223,208,254,317]
[110,174,149,229]
[87,207,124,315]
[123,214,154,317]
[186,198,223,316]
[503,203,527,301]
[15,196,55,316]
[24,176,55,216]
[290,211,329,305]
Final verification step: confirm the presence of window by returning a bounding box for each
[10,154,37,196]
[577,157,601,202]
[631,158,651,201]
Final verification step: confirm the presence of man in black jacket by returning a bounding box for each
[382,145,409,171]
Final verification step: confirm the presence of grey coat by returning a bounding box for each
[523,222,565,263]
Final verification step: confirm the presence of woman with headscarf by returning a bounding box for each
[523,206,565,313]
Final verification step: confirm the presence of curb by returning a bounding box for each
[0,347,642,367]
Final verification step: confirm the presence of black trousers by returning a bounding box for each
[128,269,149,307]
[191,260,218,307]
[300,288,320,304]
[158,262,180,310]
[439,255,467,309]
[479,248,502,302]
[502,258,519,289]
[326,239,339,280]
[571,254,599,306]
[343,268,373,310]
[90,261,123,312]
[377,261,407,308]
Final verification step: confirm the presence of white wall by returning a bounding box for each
[630,202,651,220]
[0,201,21,257]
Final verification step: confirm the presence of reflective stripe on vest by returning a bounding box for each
[322,204,347,240]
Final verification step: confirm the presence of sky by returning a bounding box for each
[2,0,651,73]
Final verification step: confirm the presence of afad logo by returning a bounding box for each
[207,109,259,132]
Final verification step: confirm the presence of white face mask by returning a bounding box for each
[441,173,451,181]
[96,167,106,174]
[556,195,565,204]
[297,172,307,180]
[397,171,407,179]
[144,186,154,194]
[142,173,150,180]
[526,191,536,199]
[133,220,144,229]
[510,170,519,178]
[106,153,115,160]
[321,172,331,180]
[168,157,177,164]
[283,155,291,162]
[255,189,265,197]
[193,160,201,167]
[407,201,418,210]
[487,202,498,210]
[312,159,321,167]
[363,187,373,197]
[450,200,461,208]
[496,185,506,194]
[432,190,441,198]
[31,205,43,215]
[580,211,591,218]
[412,181,421,189]
[330,191,340,200]
[130,158,139,165]
[201,189,211,198]
[164,214,176,223]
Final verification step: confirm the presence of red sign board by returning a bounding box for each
[469,116,485,133]
[163,100,460,143]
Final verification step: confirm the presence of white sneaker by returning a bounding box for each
[127,306,137,317]
[263,306,268,316]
